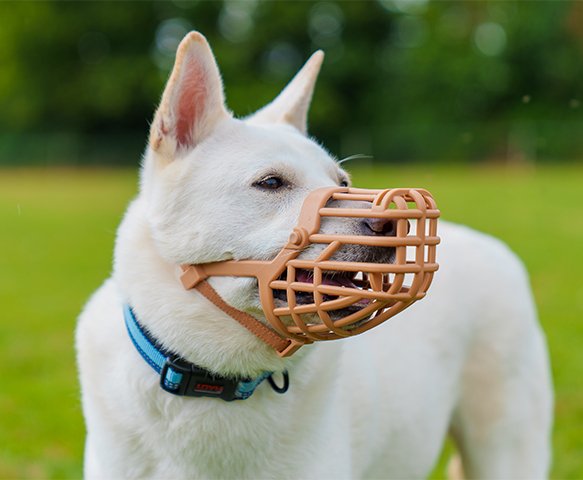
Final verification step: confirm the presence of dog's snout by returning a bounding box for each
[362,217,398,236]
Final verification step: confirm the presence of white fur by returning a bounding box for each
[77,32,553,479]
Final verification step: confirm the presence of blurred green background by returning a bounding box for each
[1,0,582,478]
[3,0,583,165]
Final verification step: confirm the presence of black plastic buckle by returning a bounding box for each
[160,357,240,401]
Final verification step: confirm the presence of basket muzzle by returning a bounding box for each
[180,186,440,357]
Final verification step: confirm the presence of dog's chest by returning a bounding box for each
[137,342,453,479]
[131,392,336,479]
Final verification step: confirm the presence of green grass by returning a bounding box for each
[1,164,582,478]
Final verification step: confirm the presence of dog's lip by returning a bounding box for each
[294,269,358,289]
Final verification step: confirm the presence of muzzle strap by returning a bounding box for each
[194,280,305,357]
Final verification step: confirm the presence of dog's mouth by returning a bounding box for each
[277,268,359,302]
[273,268,372,322]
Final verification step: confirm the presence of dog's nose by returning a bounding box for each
[362,217,402,236]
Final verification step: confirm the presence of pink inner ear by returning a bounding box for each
[176,57,207,148]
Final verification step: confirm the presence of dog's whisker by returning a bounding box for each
[337,154,373,165]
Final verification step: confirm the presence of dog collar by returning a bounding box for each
[123,304,289,401]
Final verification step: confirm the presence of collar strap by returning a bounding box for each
[123,304,288,401]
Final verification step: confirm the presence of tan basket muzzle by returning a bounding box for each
[181,187,440,356]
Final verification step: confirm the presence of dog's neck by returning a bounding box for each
[113,197,301,378]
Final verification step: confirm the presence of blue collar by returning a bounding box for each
[123,304,288,401]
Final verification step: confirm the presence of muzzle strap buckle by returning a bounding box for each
[180,264,208,290]
[276,338,304,357]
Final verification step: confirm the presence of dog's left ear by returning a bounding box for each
[247,51,324,135]
[149,32,230,160]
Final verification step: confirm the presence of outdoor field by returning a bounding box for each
[0,164,581,478]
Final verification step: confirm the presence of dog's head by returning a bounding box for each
[140,33,369,308]
[136,33,438,355]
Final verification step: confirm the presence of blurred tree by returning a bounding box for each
[0,0,582,164]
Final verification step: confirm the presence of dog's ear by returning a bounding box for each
[149,32,230,159]
[247,51,324,135]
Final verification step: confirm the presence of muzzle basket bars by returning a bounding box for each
[181,187,440,356]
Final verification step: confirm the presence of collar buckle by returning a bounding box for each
[160,357,240,401]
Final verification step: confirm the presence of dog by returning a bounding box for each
[76,31,553,479]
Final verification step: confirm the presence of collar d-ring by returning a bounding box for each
[268,370,290,394]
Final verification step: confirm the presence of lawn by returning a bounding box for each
[0,164,581,478]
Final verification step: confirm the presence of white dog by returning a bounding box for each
[76,32,553,479]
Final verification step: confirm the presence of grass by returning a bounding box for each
[0,164,582,478]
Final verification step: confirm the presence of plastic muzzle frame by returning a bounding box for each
[181,187,440,357]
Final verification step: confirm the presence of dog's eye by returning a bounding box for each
[253,176,285,190]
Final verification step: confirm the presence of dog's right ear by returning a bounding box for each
[149,32,230,160]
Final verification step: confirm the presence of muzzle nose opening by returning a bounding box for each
[362,217,410,236]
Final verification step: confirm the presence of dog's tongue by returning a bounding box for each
[322,273,356,288]
[296,269,312,283]
[296,269,356,288]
